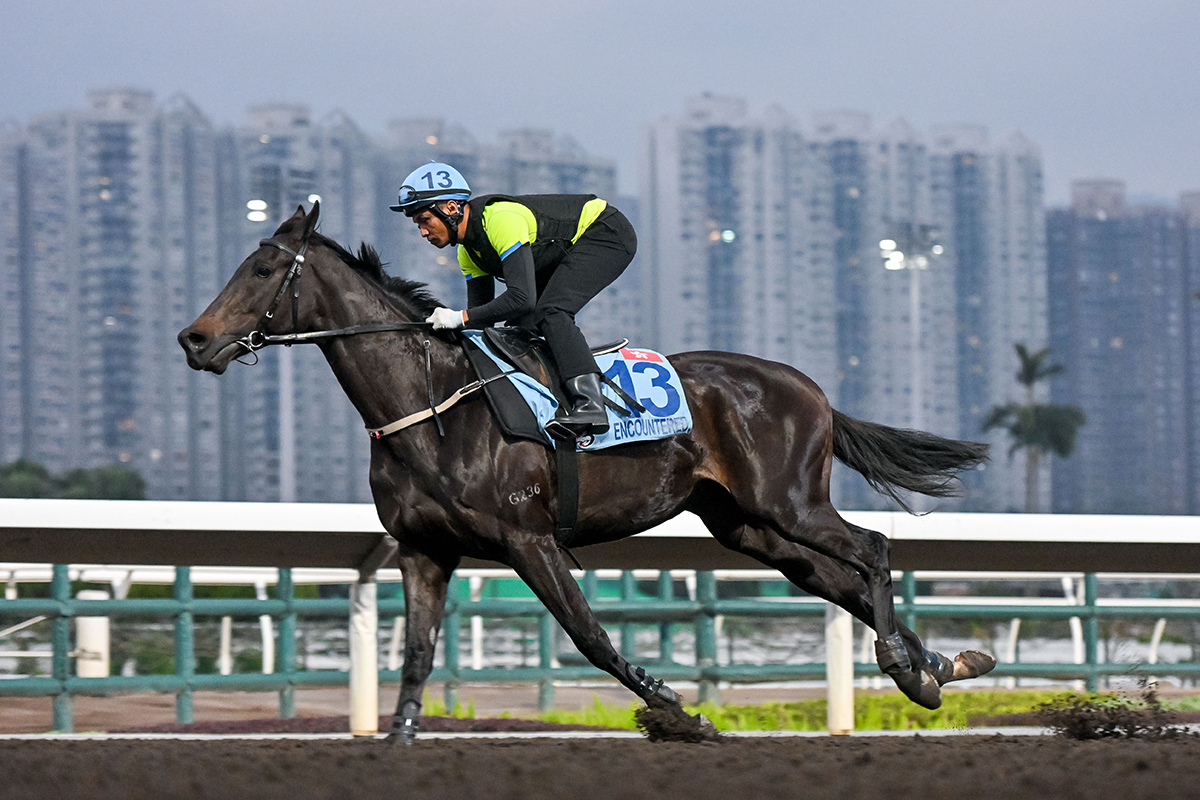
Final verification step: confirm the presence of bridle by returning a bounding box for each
[227,234,512,439]
[231,236,434,358]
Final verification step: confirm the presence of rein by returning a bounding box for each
[234,235,514,439]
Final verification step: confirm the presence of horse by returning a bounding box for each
[178,203,997,742]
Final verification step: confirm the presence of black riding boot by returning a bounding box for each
[547,373,610,440]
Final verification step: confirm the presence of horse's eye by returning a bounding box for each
[255,266,273,278]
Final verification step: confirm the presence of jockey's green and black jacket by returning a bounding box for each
[458,193,608,327]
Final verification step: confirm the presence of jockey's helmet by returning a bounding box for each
[390,161,471,217]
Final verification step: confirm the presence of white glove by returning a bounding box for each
[427,307,465,331]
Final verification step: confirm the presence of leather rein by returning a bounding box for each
[233,236,513,439]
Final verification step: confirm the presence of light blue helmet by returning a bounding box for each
[390,161,471,216]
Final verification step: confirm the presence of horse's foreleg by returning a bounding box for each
[506,535,678,705]
[387,549,458,745]
[505,534,714,739]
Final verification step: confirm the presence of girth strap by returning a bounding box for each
[555,437,579,546]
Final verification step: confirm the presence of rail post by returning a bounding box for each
[825,603,855,734]
[442,575,461,713]
[349,572,379,736]
[277,568,296,718]
[50,564,72,732]
[75,590,111,678]
[1084,572,1100,692]
[900,571,917,632]
[620,571,637,655]
[349,536,396,736]
[696,571,719,704]
[538,609,555,712]
[174,567,195,724]
[657,571,675,664]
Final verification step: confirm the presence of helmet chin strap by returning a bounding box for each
[430,201,464,246]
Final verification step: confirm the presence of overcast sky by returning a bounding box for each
[5,1,1198,204]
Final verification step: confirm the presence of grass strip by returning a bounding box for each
[425,689,1168,731]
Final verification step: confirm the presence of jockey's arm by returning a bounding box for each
[466,274,495,309]
[461,244,535,327]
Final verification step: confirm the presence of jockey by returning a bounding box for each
[391,161,637,440]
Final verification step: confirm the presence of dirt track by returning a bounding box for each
[6,736,1200,800]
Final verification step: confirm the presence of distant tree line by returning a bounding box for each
[0,459,146,500]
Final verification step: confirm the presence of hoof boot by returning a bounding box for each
[627,664,677,704]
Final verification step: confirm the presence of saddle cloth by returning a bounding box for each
[461,329,693,451]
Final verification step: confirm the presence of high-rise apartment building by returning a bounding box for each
[641,97,1044,511]
[0,121,31,465]
[1,94,623,501]
[1048,180,1195,514]
[806,113,961,508]
[0,89,224,498]
[930,126,1047,511]
[1183,193,1200,513]
[640,95,837,389]
[222,104,382,504]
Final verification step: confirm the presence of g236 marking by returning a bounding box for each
[508,484,541,505]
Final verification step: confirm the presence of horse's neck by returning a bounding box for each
[313,268,467,432]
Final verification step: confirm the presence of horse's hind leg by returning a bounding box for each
[719,518,996,707]
[387,548,459,744]
[693,489,993,707]
[503,532,715,739]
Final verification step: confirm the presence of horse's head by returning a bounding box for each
[178,203,321,374]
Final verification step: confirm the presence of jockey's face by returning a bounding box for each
[411,201,458,248]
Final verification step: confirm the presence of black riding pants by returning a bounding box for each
[514,207,636,379]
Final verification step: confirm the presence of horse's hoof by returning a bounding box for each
[952,650,997,681]
[386,729,416,746]
[889,664,943,710]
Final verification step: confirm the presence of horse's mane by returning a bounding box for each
[320,234,444,317]
[276,217,444,317]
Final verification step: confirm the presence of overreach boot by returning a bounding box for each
[546,373,610,440]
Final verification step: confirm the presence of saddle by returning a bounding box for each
[478,327,642,417]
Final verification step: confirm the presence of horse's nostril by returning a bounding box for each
[181,329,208,350]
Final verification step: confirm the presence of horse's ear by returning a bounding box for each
[301,200,320,240]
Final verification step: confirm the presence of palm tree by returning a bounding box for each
[983,344,1086,512]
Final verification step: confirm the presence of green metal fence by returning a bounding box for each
[3,566,1200,732]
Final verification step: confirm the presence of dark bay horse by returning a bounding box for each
[179,203,996,742]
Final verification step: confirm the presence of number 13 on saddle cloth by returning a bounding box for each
[462,330,693,450]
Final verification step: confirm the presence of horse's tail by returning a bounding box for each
[831,409,989,513]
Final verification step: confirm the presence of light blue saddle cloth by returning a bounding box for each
[462,330,693,451]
